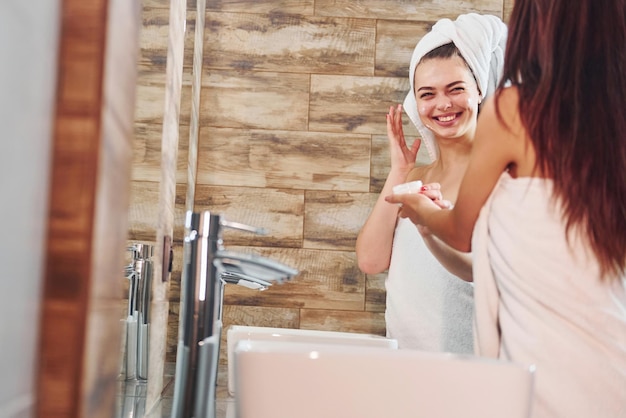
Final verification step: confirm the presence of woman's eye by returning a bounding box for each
[419,92,434,99]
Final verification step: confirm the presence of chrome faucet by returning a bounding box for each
[171,211,299,418]
[123,243,154,381]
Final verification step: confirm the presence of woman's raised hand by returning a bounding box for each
[386,104,421,174]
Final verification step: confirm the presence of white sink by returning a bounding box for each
[233,340,535,418]
[226,325,398,396]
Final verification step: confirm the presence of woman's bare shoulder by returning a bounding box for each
[479,87,523,136]
[477,86,535,175]
[483,86,519,120]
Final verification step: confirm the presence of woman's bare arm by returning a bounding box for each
[419,227,473,281]
[356,104,421,274]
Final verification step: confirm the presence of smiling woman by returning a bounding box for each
[356,13,507,353]
[413,48,482,150]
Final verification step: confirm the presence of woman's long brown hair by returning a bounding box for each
[497,0,626,279]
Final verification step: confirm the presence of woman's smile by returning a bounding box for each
[434,112,461,124]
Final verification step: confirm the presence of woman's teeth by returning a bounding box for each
[437,115,456,122]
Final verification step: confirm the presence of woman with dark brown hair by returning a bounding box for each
[386,0,626,416]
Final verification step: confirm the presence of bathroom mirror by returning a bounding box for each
[122,1,515,416]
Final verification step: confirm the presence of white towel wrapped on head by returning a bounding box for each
[403,13,507,162]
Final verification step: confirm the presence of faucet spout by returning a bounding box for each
[214,249,299,284]
[220,271,272,291]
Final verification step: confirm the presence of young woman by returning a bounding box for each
[387,0,626,416]
[356,14,506,352]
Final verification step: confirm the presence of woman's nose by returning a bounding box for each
[436,97,452,111]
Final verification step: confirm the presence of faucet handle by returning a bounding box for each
[220,219,268,235]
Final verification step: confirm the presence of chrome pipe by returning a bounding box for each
[123,243,154,381]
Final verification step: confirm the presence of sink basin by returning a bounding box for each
[226,325,398,396]
[233,340,535,418]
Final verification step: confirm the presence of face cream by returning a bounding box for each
[392,180,423,195]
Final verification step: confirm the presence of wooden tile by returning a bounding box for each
[221,305,300,329]
[300,308,386,336]
[223,246,365,311]
[503,0,515,22]
[166,245,184,302]
[177,124,191,182]
[131,123,161,181]
[178,82,194,128]
[370,134,390,193]
[204,12,375,74]
[183,9,198,70]
[206,0,314,14]
[166,302,180,363]
[127,181,160,242]
[199,70,309,130]
[173,183,189,242]
[195,127,371,192]
[134,81,192,127]
[133,83,167,124]
[375,20,433,77]
[131,122,189,184]
[137,7,170,75]
[141,0,172,9]
[303,191,378,251]
[314,0,503,20]
[193,185,305,248]
[309,75,410,135]
[365,272,387,313]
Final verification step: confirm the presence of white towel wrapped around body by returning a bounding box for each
[386,218,474,353]
[472,172,626,417]
[403,13,507,162]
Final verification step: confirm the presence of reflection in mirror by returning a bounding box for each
[121,0,513,417]
[121,244,154,381]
